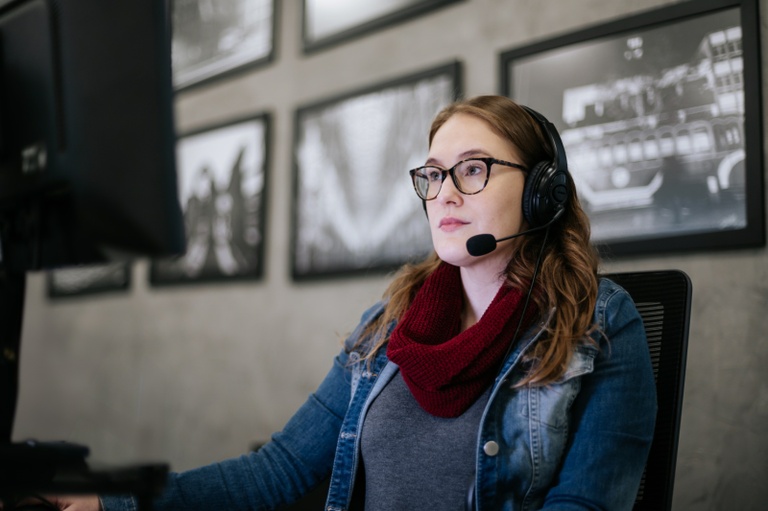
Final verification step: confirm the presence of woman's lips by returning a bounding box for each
[438,217,469,232]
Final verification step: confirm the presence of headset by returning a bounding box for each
[519,105,571,227]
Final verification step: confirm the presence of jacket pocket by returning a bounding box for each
[521,347,597,430]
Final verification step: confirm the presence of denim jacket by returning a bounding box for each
[102,278,656,511]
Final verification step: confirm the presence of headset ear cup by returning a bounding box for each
[523,161,570,227]
[522,161,549,227]
[521,104,571,227]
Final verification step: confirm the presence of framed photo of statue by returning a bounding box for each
[291,61,462,280]
[150,114,270,286]
[500,0,764,256]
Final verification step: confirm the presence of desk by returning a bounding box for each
[1,441,167,511]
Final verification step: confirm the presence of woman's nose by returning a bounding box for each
[436,174,463,205]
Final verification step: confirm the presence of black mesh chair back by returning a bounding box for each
[604,270,692,511]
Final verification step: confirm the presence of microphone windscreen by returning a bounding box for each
[466,234,497,257]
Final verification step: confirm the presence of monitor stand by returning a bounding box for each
[0,270,168,509]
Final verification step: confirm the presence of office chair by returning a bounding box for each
[604,270,692,511]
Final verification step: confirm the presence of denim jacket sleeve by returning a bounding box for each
[100,331,370,511]
[540,279,657,510]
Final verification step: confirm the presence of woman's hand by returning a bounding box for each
[2,495,101,511]
[44,495,101,511]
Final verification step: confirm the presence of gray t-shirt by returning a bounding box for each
[359,370,490,511]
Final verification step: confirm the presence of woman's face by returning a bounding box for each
[425,113,527,270]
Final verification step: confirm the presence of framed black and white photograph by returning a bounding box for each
[500,0,764,257]
[291,61,462,280]
[150,114,270,286]
[171,0,276,90]
[47,263,131,299]
[302,0,463,53]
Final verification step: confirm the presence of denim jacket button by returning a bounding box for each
[483,441,499,456]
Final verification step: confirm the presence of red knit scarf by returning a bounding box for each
[387,262,539,418]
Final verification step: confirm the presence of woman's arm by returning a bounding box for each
[100,349,353,511]
[99,301,389,511]
[542,285,657,510]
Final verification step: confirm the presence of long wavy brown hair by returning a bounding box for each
[355,95,600,387]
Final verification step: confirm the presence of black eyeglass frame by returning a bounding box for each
[408,157,528,201]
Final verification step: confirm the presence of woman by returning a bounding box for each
[39,95,656,511]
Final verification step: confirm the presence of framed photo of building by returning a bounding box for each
[172,0,276,90]
[47,263,131,299]
[291,61,462,280]
[301,0,463,53]
[150,114,270,285]
[500,0,764,256]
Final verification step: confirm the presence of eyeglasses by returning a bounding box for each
[409,157,527,201]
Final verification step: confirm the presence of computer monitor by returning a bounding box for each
[0,0,184,499]
[0,0,184,271]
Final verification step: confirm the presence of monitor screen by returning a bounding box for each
[0,0,185,272]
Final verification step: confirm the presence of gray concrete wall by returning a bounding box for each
[12,0,768,509]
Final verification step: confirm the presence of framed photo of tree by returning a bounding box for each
[291,61,462,280]
[301,0,463,53]
[47,263,131,299]
[172,0,276,90]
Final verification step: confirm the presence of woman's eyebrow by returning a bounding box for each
[424,149,492,167]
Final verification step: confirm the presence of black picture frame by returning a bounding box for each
[150,113,271,286]
[47,263,131,299]
[171,0,276,91]
[500,0,764,257]
[301,0,463,53]
[291,61,462,280]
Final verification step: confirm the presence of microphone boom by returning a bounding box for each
[465,207,564,257]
